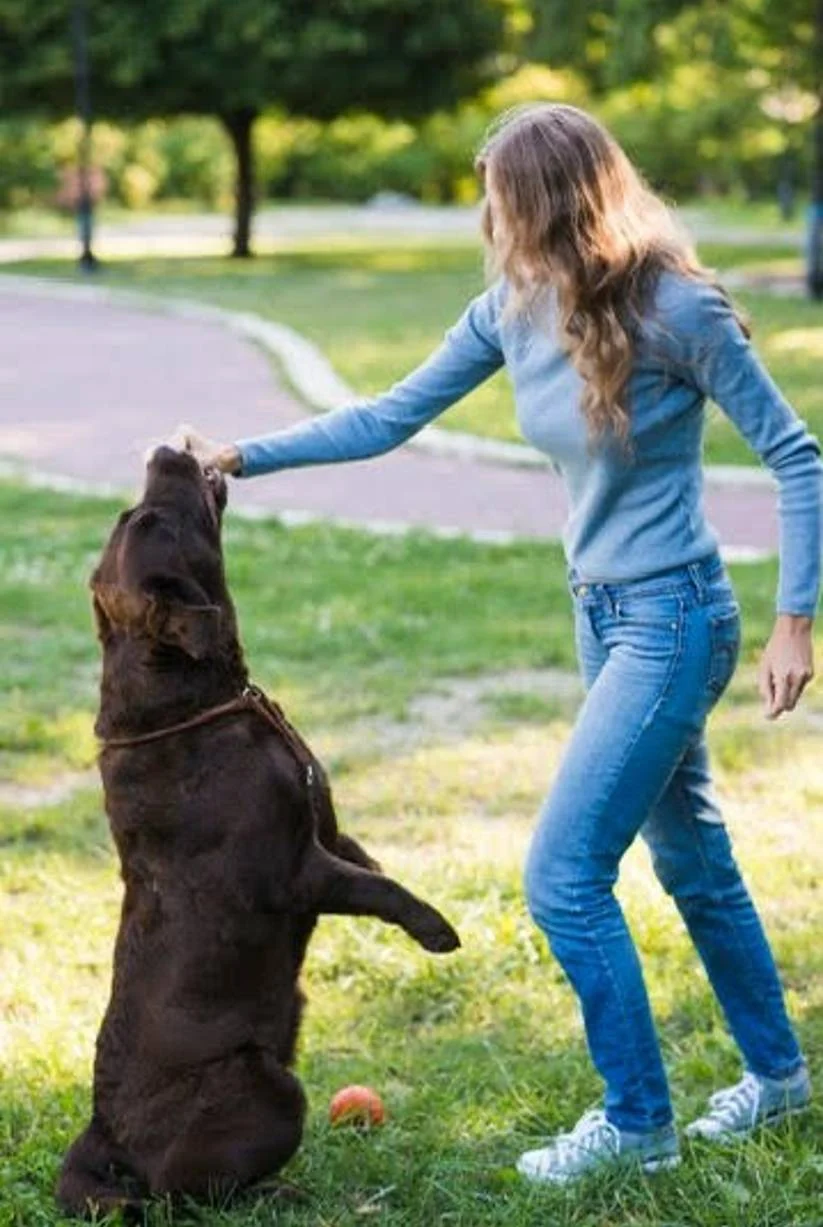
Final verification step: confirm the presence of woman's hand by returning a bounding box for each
[172,424,242,475]
[758,614,815,719]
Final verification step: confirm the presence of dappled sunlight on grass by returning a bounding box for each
[0,706,97,786]
[2,702,822,1223]
[334,724,567,823]
[768,326,823,360]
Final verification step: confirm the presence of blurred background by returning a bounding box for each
[0,0,820,288]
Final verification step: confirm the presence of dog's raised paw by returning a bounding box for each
[418,920,461,954]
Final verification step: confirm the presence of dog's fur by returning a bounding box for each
[57,447,460,1217]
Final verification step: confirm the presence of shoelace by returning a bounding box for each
[542,1110,620,1170]
[705,1072,762,1128]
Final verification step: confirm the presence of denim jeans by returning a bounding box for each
[524,552,804,1132]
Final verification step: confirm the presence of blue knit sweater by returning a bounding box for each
[237,272,822,616]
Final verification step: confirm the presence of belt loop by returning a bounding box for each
[687,561,706,602]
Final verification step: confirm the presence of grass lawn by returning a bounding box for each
[678,196,805,237]
[1,481,822,1226]
[15,235,821,469]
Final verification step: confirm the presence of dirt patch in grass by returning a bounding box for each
[352,668,583,755]
[0,769,97,809]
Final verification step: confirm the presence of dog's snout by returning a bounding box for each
[147,444,198,475]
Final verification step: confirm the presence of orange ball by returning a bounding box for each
[328,1085,386,1128]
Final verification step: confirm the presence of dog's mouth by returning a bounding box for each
[145,446,227,524]
[203,464,227,508]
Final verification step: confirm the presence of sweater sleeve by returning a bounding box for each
[662,278,822,617]
[236,285,505,479]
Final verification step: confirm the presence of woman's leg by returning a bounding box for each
[524,597,708,1133]
[641,732,804,1080]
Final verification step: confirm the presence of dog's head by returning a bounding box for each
[91,446,231,661]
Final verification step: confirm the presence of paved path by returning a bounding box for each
[0,283,778,554]
[0,202,803,264]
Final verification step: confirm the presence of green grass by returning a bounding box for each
[16,235,820,468]
[2,482,823,1226]
[0,479,799,783]
[679,196,806,236]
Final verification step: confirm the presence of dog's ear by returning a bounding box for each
[160,601,222,661]
[92,582,152,639]
[91,578,221,660]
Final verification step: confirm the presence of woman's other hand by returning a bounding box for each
[758,615,815,719]
[172,424,242,475]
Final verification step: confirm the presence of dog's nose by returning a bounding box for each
[149,444,178,465]
[146,444,197,475]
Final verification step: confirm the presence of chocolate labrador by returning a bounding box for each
[57,446,460,1217]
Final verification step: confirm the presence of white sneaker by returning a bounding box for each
[516,1109,681,1186]
[685,1066,812,1142]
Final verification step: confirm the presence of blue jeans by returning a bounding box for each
[524,553,804,1132]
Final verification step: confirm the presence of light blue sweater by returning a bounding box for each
[237,272,822,616]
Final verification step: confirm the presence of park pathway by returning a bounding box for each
[0,202,804,264]
[0,279,777,555]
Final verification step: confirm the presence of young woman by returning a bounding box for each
[180,104,819,1184]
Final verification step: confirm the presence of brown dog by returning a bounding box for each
[57,446,460,1217]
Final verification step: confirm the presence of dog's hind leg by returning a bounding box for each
[57,1117,145,1220]
[148,1053,305,1201]
[299,845,460,953]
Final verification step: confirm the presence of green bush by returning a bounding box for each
[151,118,233,208]
[0,57,812,215]
[0,115,231,213]
[599,63,809,200]
[0,120,58,210]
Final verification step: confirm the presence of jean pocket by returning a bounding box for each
[707,608,741,698]
[615,593,682,630]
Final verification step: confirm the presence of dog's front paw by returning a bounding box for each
[416,915,461,954]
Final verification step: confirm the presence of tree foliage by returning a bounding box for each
[0,0,513,253]
[530,0,819,94]
[529,0,692,90]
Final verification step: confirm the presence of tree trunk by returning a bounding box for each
[223,109,257,259]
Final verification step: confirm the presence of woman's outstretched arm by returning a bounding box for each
[182,285,505,477]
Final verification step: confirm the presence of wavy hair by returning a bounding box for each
[476,104,746,444]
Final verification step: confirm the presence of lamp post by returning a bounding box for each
[70,0,97,271]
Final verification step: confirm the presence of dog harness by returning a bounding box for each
[99,683,321,817]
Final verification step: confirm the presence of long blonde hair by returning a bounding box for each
[476,103,744,443]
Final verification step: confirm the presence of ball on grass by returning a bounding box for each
[328,1085,386,1128]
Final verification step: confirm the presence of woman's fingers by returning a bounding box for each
[771,671,793,719]
[171,423,222,467]
[758,658,776,718]
[760,663,813,720]
[169,423,195,452]
[758,619,815,720]
[785,667,813,712]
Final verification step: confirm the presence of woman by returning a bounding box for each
[180,104,819,1184]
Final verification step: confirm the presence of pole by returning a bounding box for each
[807,0,823,299]
[71,0,98,271]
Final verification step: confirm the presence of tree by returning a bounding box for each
[0,0,514,256]
[528,0,693,91]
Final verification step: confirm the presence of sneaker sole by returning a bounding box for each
[685,1101,811,1142]
[516,1152,681,1185]
[641,1154,682,1174]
